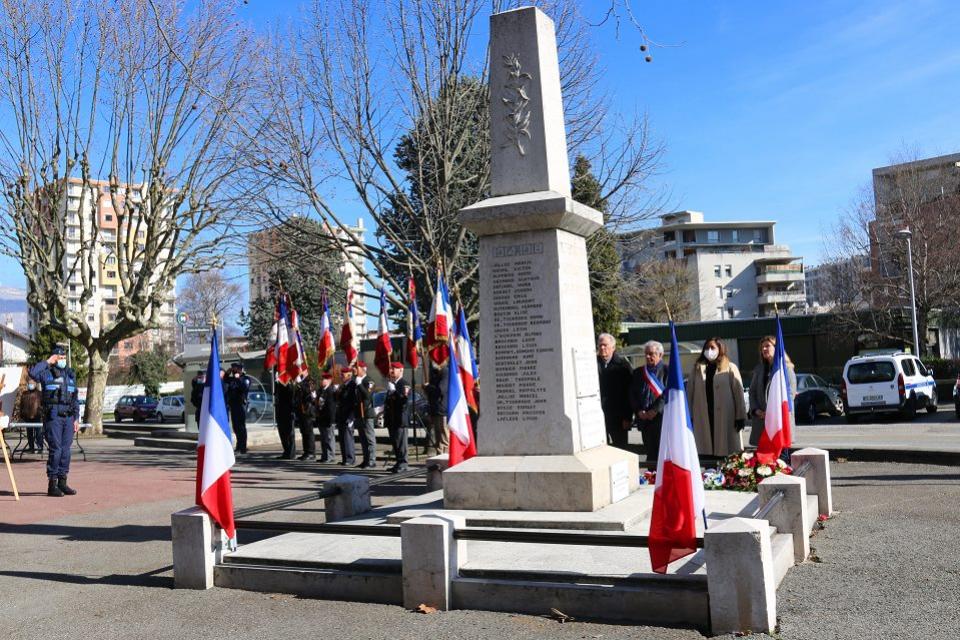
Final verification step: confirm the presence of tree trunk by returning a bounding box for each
[83,346,111,435]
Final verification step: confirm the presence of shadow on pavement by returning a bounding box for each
[0,523,170,543]
[0,568,172,589]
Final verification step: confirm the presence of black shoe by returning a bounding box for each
[339,460,355,466]
[23,447,35,454]
[318,457,335,463]
[297,454,316,461]
[58,476,77,496]
[391,464,408,474]
[359,461,378,469]
[47,478,63,498]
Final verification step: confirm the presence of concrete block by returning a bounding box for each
[791,447,833,517]
[758,474,810,563]
[401,515,466,610]
[426,454,449,492]
[704,517,776,636]
[324,474,371,522]
[171,506,227,589]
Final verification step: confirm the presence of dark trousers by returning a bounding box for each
[639,418,662,464]
[229,403,248,453]
[298,416,316,456]
[277,410,296,458]
[606,417,629,448]
[338,419,355,464]
[45,414,73,478]
[387,423,408,467]
[27,426,44,451]
[318,420,337,461]
[358,417,376,465]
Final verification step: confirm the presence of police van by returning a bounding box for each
[842,352,937,422]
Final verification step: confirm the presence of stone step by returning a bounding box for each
[215,562,402,605]
[104,422,182,433]
[770,531,795,586]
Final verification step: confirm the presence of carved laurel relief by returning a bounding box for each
[501,53,532,156]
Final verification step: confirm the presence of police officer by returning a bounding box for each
[353,361,377,469]
[317,372,338,463]
[295,376,318,461]
[225,362,251,455]
[383,362,409,473]
[335,367,356,465]
[29,345,80,497]
[190,370,206,426]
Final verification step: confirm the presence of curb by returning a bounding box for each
[822,447,960,467]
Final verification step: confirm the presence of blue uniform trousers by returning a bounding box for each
[45,413,74,478]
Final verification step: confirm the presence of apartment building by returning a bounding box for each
[247,217,368,336]
[26,178,177,364]
[628,211,806,321]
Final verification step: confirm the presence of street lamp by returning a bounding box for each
[894,228,920,355]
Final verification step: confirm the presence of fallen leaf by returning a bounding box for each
[415,604,438,614]
[550,607,574,623]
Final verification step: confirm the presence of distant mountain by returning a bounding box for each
[0,286,29,334]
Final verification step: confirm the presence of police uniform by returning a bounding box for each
[335,374,357,465]
[383,363,410,472]
[225,364,251,454]
[190,373,205,426]
[353,364,377,468]
[29,347,80,497]
[317,375,338,463]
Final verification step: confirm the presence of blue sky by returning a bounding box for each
[3,0,959,302]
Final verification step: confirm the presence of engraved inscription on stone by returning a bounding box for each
[577,396,606,451]
[491,241,553,425]
[572,347,599,398]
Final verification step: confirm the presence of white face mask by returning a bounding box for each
[704,348,719,362]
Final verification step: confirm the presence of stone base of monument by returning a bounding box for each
[441,445,641,512]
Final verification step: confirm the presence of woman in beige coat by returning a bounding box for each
[687,337,747,458]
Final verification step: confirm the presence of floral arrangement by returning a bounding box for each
[637,452,793,493]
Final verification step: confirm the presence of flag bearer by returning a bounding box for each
[29,345,80,497]
[384,362,410,473]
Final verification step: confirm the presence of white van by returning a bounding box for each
[842,353,937,422]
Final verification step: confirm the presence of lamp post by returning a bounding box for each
[895,229,920,355]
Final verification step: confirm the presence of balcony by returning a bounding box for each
[756,270,804,285]
[757,291,806,305]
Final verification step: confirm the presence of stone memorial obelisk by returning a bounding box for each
[442,6,639,512]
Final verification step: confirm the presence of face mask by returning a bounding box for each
[56,360,67,369]
[704,348,719,362]
[27,383,36,390]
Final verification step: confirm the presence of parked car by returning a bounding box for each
[841,353,937,422]
[372,389,431,430]
[795,374,844,424]
[155,395,185,423]
[114,395,160,422]
[246,391,274,423]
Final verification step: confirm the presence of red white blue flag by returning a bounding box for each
[374,286,393,376]
[648,321,705,574]
[756,316,792,464]
[284,301,306,383]
[271,297,292,384]
[446,288,476,467]
[454,305,479,413]
[264,299,280,370]
[406,276,423,368]
[426,271,452,366]
[339,290,358,366]
[317,295,335,370]
[642,366,665,399]
[195,328,235,539]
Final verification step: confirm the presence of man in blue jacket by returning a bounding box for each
[29,345,80,497]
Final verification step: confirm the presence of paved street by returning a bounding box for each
[1,436,959,639]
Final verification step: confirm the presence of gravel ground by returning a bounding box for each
[1,440,958,639]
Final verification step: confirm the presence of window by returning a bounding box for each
[753,229,763,242]
[663,231,675,242]
[714,265,722,278]
[69,285,76,292]
[108,313,116,321]
[87,314,94,322]
[105,214,113,222]
[106,271,116,278]
[707,230,719,243]
[106,256,117,265]
[715,286,723,300]
[847,362,896,384]
[901,358,916,377]
[731,229,740,242]
[124,340,133,349]
[682,230,696,243]
[914,359,928,376]
[726,288,735,299]
[724,265,732,277]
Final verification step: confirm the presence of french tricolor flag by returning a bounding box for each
[454,306,479,413]
[757,316,793,464]
[374,286,393,376]
[340,290,358,366]
[317,295,335,369]
[648,322,705,574]
[195,328,235,540]
[446,292,476,467]
[427,271,452,366]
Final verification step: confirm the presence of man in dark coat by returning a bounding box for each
[352,361,377,468]
[597,333,633,448]
[335,367,357,465]
[629,340,668,463]
[316,373,338,463]
[274,378,297,460]
[295,376,319,461]
[383,362,409,473]
[424,364,448,455]
[225,362,251,454]
[189,370,206,427]
[29,345,80,497]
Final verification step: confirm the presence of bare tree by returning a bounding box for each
[0,0,255,431]
[250,0,665,320]
[826,153,960,355]
[178,271,244,327]
[623,258,696,323]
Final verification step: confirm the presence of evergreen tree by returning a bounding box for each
[127,349,170,399]
[27,326,88,384]
[571,155,623,338]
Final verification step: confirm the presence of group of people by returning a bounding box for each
[191,359,449,474]
[597,333,796,462]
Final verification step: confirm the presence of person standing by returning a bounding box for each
[353,361,377,469]
[597,333,633,448]
[424,364,448,455]
[274,377,297,460]
[19,377,43,454]
[190,370,206,426]
[629,340,668,464]
[225,362,251,455]
[335,367,357,465]
[384,362,409,473]
[687,337,747,458]
[748,335,798,449]
[29,345,80,497]
[317,372,338,463]
[295,376,319,461]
